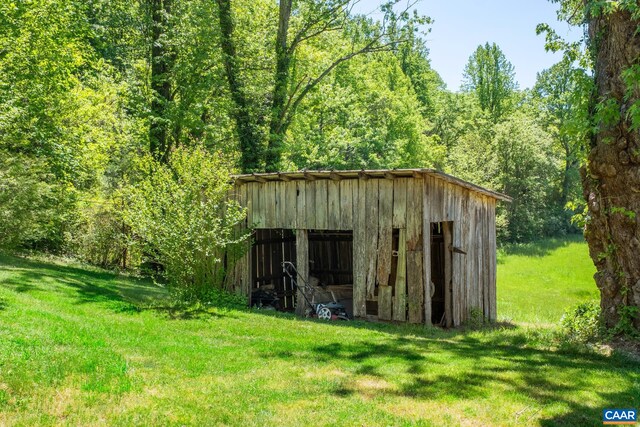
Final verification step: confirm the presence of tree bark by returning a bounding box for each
[583,8,640,329]
[149,0,173,163]
[265,0,292,172]
[216,0,263,173]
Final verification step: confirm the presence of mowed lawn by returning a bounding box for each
[0,246,638,426]
[497,234,598,325]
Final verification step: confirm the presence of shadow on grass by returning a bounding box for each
[497,233,586,262]
[258,315,639,426]
[0,252,238,321]
[0,252,166,311]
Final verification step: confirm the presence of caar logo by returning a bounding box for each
[603,409,637,425]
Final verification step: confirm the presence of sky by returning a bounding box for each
[352,0,582,90]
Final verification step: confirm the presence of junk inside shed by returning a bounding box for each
[250,229,354,317]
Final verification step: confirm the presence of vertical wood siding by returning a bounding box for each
[233,175,498,325]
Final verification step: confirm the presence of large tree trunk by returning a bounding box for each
[583,8,640,329]
[216,0,263,173]
[149,0,174,163]
[265,0,292,173]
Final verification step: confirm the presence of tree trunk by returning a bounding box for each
[216,0,263,173]
[583,8,640,329]
[149,0,173,163]
[265,0,292,172]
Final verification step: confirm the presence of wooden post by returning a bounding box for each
[295,229,309,316]
[393,229,407,321]
[443,221,453,327]
[378,285,392,320]
[353,180,367,318]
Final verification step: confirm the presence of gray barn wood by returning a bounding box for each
[230,169,509,326]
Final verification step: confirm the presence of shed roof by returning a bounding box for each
[233,169,511,202]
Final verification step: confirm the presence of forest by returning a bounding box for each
[0,0,589,251]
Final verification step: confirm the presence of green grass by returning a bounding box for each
[0,244,638,426]
[497,234,598,325]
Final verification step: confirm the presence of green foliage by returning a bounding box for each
[123,146,248,302]
[461,42,518,121]
[0,152,76,250]
[609,305,640,339]
[560,300,603,343]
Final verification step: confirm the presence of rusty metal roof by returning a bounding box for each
[233,168,511,202]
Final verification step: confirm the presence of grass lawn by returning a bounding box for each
[497,234,598,325]
[0,244,638,426]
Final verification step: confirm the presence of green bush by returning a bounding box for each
[560,300,603,343]
[0,152,76,251]
[123,146,249,303]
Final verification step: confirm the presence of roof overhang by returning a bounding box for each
[233,169,511,202]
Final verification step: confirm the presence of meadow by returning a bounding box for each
[0,237,638,426]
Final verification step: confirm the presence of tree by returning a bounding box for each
[532,59,591,226]
[217,0,426,172]
[580,3,640,330]
[462,42,518,121]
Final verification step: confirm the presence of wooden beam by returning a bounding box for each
[384,172,395,180]
[329,172,342,181]
[358,170,369,180]
[393,229,407,322]
[295,229,309,317]
[378,285,392,320]
[303,172,316,181]
[278,173,291,182]
[252,173,267,183]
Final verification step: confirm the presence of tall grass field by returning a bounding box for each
[0,237,637,426]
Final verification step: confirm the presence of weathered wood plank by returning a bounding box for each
[407,177,423,251]
[275,181,286,228]
[315,180,328,229]
[482,197,490,319]
[254,183,264,228]
[305,181,316,230]
[393,229,407,321]
[429,176,444,223]
[443,221,453,327]
[378,285,392,320]
[365,179,379,298]
[452,186,463,326]
[392,179,407,228]
[407,250,424,324]
[283,181,296,229]
[377,179,393,287]
[327,180,340,230]
[339,179,354,230]
[296,180,306,229]
[264,182,276,228]
[488,200,497,321]
[295,229,309,316]
[422,179,432,326]
[353,179,367,317]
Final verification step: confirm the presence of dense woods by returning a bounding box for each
[3,0,637,331]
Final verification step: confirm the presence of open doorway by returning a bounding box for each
[308,230,354,318]
[251,229,297,311]
[431,222,452,326]
[250,229,354,317]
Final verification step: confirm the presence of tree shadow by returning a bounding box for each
[0,253,167,313]
[259,319,639,425]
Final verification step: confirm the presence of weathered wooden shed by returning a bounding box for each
[227,169,510,327]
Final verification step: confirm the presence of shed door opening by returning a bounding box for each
[308,230,354,319]
[251,229,297,311]
[431,222,453,326]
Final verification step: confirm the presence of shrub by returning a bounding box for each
[560,300,603,343]
[0,152,76,251]
[123,146,249,303]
